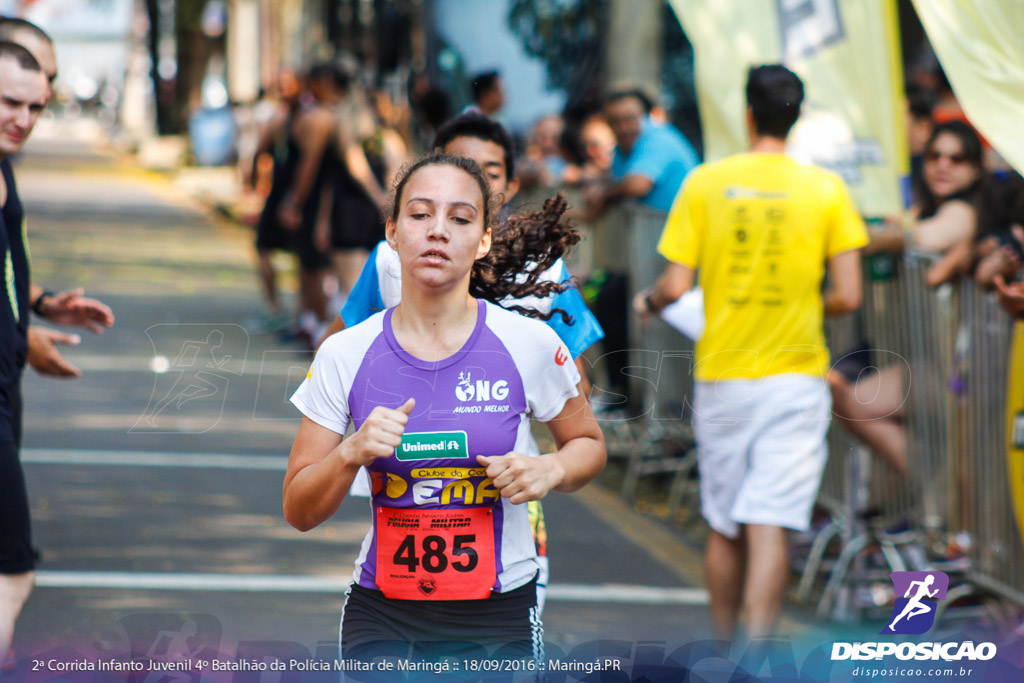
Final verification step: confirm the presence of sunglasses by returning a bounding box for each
[925,150,969,165]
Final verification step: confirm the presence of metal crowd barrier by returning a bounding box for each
[903,253,962,539]
[600,205,698,512]
[959,281,1024,605]
[809,257,921,617]
[812,251,1024,618]
[625,205,695,423]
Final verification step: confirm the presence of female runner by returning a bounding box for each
[285,153,606,664]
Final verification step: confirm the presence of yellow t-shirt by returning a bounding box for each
[657,153,868,381]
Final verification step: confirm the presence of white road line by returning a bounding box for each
[29,355,306,376]
[33,571,708,605]
[548,583,708,605]
[21,448,288,470]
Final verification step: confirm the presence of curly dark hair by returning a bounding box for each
[388,153,580,324]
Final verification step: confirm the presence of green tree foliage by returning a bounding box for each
[507,0,607,103]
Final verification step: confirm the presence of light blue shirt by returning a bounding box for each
[611,121,700,212]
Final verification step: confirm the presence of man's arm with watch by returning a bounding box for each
[29,284,115,333]
[631,262,695,324]
[27,284,115,378]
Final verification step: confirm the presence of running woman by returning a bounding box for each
[315,113,605,612]
[285,153,606,663]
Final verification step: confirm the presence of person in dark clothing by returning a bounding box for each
[252,69,304,327]
[0,40,114,668]
[273,63,339,343]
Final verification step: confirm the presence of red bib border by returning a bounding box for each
[375,507,496,600]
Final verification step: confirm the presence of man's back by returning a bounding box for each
[658,152,866,380]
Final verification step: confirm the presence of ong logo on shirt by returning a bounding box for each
[396,431,469,461]
[454,371,509,402]
[882,571,948,635]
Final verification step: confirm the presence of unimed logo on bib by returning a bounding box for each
[882,571,949,635]
[396,431,469,461]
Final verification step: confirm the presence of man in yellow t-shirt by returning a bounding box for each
[634,65,868,641]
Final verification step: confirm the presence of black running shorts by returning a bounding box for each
[340,575,542,665]
[0,440,34,574]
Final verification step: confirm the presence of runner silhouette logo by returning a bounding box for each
[882,571,949,635]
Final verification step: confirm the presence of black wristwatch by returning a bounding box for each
[31,290,54,317]
[644,291,659,314]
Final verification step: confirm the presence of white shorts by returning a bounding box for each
[693,374,831,539]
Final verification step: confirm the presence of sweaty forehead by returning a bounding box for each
[404,163,484,205]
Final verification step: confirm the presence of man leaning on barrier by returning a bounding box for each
[633,64,868,641]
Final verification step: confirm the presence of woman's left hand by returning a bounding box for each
[476,452,564,505]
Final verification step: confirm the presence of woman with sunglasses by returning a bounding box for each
[910,121,987,285]
[827,122,987,476]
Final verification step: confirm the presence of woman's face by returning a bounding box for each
[581,116,615,172]
[923,131,980,201]
[387,163,491,291]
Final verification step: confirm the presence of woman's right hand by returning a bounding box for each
[341,398,415,466]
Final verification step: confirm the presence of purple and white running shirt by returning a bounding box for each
[291,299,580,595]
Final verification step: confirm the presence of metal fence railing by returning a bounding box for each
[605,204,1024,617]
[959,282,1024,605]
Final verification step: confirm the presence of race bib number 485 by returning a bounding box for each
[375,507,496,600]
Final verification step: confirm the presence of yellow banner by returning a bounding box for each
[668,0,907,216]
[912,0,1024,174]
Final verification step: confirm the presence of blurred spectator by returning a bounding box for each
[319,77,409,299]
[519,114,571,190]
[828,367,908,478]
[408,79,450,152]
[930,64,1005,170]
[988,192,1024,316]
[465,69,504,119]
[235,87,277,194]
[369,88,412,155]
[827,124,1011,475]
[251,63,338,342]
[910,121,987,286]
[973,171,1024,287]
[250,69,305,330]
[578,114,616,179]
[994,231,1024,317]
[585,89,699,217]
[905,84,936,192]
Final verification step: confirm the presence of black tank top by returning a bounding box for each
[266,107,302,201]
[0,159,29,440]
